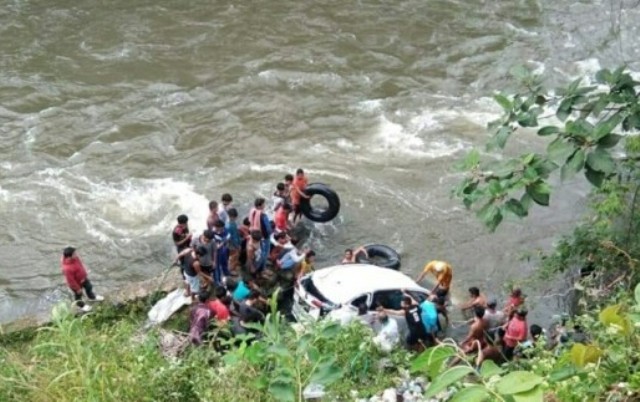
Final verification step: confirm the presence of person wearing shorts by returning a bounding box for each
[415,260,453,298]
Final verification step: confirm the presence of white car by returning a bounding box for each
[292,264,431,336]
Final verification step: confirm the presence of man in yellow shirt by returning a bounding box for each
[415,260,453,297]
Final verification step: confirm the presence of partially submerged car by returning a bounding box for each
[292,264,431,335]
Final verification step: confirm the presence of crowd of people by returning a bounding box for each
[59,167,577,367]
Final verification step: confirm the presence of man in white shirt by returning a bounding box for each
[373,308,399,352]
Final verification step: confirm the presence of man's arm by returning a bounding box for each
[383,308,404,317]
[353,246,369,259]
[174,247,192,263]
[415,263,432,283]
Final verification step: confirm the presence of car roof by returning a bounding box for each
[309,264,428,304]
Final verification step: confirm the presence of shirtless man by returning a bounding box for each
[341,247,368,264]
[460,306,488,354]
[415,260,453,298]
[460,287,488,315]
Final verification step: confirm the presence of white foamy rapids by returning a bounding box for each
[370,114,467,159]
[34,170,210,243]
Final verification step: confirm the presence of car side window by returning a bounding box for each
[350,294,369,309]
[371,290,403,310]
[408,291,429,303]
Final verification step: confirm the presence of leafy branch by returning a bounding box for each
[455,66,640,231]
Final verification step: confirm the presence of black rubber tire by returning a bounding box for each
[355,244,401,270]
[300,183,340,223]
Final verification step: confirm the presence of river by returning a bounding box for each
[1,0,639,325]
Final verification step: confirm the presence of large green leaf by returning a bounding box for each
[560,149,585,181]
[495,371,543,395]
[531,157,558,178]
[479,359,504,379]
[537,126,560,136]
[504,199,527,217]
[424,366,475,398]
[269,381,296,402]
[635,283,640,305]
[477,203,503,232]
[598,304,632,335]
[547,137,578,163]
[490,126,512,150]
[586,148,616,174]
[597,134,622,149]
[494,93,512,111]
[309,358,343,385]
[526,181,550,206]
[512,385,544,402]
[548,365,578,383]
[556,98,574,121]
[593,112,624,140]
[410,346,457,378]
[584,166,606,187]
[569,343,602,367]
[565,119,594,137]
[449,385,491,402]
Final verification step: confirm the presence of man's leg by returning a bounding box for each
[74,290,86,308]
[83,279,96,300]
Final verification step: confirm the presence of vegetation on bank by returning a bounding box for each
[1,68,640,401]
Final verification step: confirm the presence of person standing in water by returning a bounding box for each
[415,260,453,298]
[290,168,310,224]
[61,247,104,312]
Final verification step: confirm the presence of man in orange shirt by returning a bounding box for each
[290,168,310,224]
[415,260,453,298]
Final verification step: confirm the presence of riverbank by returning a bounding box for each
[0,268,183,345]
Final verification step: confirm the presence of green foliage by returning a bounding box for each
[455,66,640,231]
[0,297,407,402]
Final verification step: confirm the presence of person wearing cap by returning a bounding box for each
[503,307,529,360]
[60,247,104,312]
[415,260,453,298]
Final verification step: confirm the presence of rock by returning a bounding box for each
[303,383,325,400]
[402,390,416,402]
[381,388,397,402]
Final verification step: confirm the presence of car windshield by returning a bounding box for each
[302,276,331,303]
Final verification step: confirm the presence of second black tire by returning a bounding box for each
[355,244,401,270]
[300,183,341,223]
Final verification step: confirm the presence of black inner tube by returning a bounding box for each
[300,183,340,223]
[355,244,401,270]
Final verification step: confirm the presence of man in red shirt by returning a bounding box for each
[207,286,231,323]
[61,247,103,312]
[503,307,528,360]
[274,203,292,233]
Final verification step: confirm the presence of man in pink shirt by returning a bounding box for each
[60,247,103,312]
[503,307,528,360]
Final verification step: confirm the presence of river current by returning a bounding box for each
[1,0,639,324]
